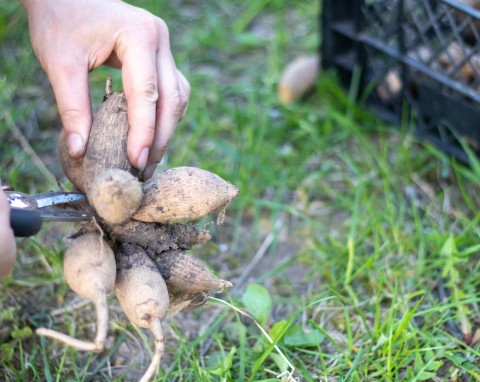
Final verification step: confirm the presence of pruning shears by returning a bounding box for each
[5,188,95,238]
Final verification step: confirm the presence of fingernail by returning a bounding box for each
[137,147,149,171]
[67,133,85,157]
[143,163,157,180]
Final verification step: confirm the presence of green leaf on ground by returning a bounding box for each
[242,283,272,325]
[284,324,324,348]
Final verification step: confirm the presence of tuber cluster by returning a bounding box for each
[37,79,238,382]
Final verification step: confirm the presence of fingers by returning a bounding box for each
[121,41,159,171]
[140,45,179,179]
[0,191,16,280]
[177,70,191,121]
[43,8,190,175]
[47,59,92,158]
[142,67,189,180]
[118,18,190,178]
[142,67,190,179]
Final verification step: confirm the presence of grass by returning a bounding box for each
[1,0,480,381]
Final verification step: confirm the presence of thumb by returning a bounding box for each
[0,191,12,232]
[48,63,92,158]
[0,191,16,280]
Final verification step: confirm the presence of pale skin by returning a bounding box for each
[0,190,16,280]
[0,0,190,279]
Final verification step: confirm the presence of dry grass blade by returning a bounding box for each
[232,217,282,292]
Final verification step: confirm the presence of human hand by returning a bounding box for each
[0,190,17,280]
[21,0,190,179]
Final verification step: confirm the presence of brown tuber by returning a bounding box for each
[115,243,169,382]
[36,232,116,352]
[149,249,232,293]
[105,219,211,250]
[78,89,144,224]
[133,167,239,224]
[83,90,138,191]
[89,168,143,225]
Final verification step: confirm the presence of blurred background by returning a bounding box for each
[1,1,480,381]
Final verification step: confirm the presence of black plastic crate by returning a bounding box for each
[321,0,480,162]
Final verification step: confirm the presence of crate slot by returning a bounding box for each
[322,0,480,161]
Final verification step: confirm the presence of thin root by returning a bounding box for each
[36,328,102,352]
[191,292,208,306]
[139,319,164,382]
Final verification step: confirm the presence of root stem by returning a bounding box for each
[139,320,164,382]
[93,293,109,351]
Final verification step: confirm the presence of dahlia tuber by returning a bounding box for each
[115,243,169,382]
[149,249,232,293]
[36,232,116,352]
[133,167,239,223]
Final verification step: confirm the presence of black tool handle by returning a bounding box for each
[10,208,43,237]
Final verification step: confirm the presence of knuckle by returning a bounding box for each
[59,106,84,123]
[135,14,169,43]
[155,18,169,38]
[138,80,159,104]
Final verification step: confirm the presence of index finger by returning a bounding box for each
[0,190,16,280]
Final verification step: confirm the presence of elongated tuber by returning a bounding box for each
[133,167,239,223]
[106,219,211,250]
[36,232,116,352]
[149,249,232,293]
[79,90,145,224]
[83,90,138,192]
[89,168,143,225]
[115,243,169,382]
[115,243,169,327]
